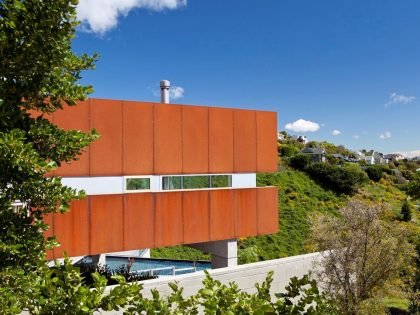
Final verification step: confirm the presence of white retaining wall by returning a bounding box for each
[106,252,321,298]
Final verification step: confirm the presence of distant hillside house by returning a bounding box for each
[331,153,359,163]
[360,155,375,165]
[358,151,388,165]
[290,135,308,144]
[301,147,326,162]
[373,152,388,165]
[384,153,404,162]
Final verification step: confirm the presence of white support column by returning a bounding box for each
[188,239,237,269]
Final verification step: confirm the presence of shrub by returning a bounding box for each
[401,199,412,222]
[365,165,384,182]
[406,172,420,200]
[279,144,300,157]
[305,163,368,195]
[288,154,312,170]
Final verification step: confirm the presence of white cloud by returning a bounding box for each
[77,0,187,34]
[332,129,341,136]
[285,119,320,133]
[379,131,392,139]
[151,85,185,100]
[385,92,415,108]
[400,150,420,158]
[170,86,184,99]
[352,135,360,139]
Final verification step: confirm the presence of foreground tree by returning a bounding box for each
[0,0,98,268]
[310,201,416,315]
[0,0,103,312]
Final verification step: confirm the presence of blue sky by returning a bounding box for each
[73,0,420,156]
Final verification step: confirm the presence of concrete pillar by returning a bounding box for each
[188,239,237,269]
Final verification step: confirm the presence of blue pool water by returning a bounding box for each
[106,256,211,275]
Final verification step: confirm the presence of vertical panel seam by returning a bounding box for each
[152,193,156,248]
[207,190,211,241]
[122,194,125,250]
[233,189,237,238]
[256,188,260,236]
[209,190,213,241]
[181,191,184,245]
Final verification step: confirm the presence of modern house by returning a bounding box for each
[44,84,279,268]
[301,147,326,162]
[331,154,359,163]
[384,153,404,162]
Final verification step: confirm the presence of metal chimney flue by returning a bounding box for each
[160,80,170,104]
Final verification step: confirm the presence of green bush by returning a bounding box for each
[406,172,420,200]
[279,144,300,157]
[400,199,412,222]
[365,165,384,182]
[305,163,368,195]
[287,154,312,170]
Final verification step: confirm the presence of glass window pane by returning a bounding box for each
[183,176,210,189]
[162,176,182,190]
[211,175,232,188]
[126,178,150,190]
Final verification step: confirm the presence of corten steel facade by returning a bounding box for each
[45,99,278,259]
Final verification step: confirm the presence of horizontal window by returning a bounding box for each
[125,177,150,191]
[162,176,182,190]
[162,175,232,191]
[211,175,232,188]
[183,176,209,189]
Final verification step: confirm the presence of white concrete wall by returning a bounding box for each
[105,252,321,298]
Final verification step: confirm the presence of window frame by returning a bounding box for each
[161,174,232,191]
[123,176,153,193]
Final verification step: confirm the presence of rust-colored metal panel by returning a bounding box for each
[54,100,90,177]
[209,189,234,241]
[90,99,123,176]
[69,199,90,257]
[122,101,154,175]
[53,210,73,258]
[154,104,182,174]
[123,193,155,250]
[256,111,278,172]
[53,199,89,258]
[209,107,234,173]
[182,106,209,174]
[183,191,210,244]
[257,187,279,235]
[233,109,257,172]
[154,192,183,247]
[90,195,124,254]
[234,188,257,238]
